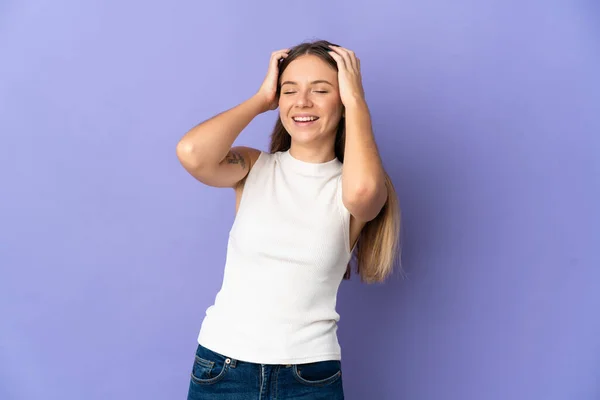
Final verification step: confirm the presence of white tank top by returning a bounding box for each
[197,149,354,364]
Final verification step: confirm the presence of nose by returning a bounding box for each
[295,90,312,108]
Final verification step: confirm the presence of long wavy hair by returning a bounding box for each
[268,39,402,283]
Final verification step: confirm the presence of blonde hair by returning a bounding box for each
[269,40,402,283]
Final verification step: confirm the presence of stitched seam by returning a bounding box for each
[259,365,264,400]
[246,352,341,365]
[190,363,229,386]
[336,174,352,255]
[274,365,280,400]
[292,365,341,387]
[194,355,214,369]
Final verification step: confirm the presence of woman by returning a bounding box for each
[176,39,401,399]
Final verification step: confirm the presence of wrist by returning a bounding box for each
[248,93,271,115]
[344,96,368,112]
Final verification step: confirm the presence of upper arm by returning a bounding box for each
[178,145,262,189]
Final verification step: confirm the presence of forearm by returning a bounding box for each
[342,98,385,197]
[176,94,266,168]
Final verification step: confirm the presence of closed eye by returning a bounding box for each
[282,90,328,94]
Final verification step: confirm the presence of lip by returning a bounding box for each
[292,114,319,119]
[291,114,320,124]
[292,117,319,127]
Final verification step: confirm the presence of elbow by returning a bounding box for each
[343,179,379,204]
[176,139,207,170]
[343,182,387,222]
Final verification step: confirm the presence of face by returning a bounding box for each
[278,54,343,145]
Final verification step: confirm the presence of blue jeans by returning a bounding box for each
[187,344,345,399]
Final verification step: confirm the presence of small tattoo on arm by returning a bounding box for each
[226,150,246,169]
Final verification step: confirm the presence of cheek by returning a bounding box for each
[320,105,343,124]
[278,107,289,125]
[278,97,293,113]
[318,97,342,115]
[278,108,293,131]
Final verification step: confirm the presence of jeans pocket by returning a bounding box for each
[190,345,231,385]
[292,360,342,387]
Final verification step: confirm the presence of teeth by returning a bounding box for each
[293,116,318,122]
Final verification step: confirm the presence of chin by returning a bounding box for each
[288,131,321,144]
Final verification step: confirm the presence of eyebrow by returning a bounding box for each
[280,80,334,87]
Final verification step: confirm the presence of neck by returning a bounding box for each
[288,141,336,164]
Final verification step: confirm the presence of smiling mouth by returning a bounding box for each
[292,116,319,122]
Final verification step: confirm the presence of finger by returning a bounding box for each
[271,49,290,62]
[337,47,359,72]
[329,45,355,71]
[328,47,347,70]
[349,51,359,71]
[272,48,290,56]
[269,50,289,70]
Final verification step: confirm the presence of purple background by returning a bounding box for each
[1,1,599,399]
